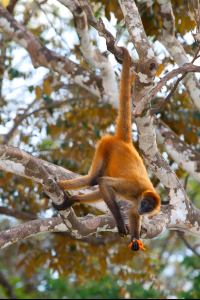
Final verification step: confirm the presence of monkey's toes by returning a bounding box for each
[52,191,73,211]
[125,226,130,235]
[118,225,128,237]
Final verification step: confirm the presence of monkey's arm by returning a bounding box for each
[97,177,130,237]
[129,204,143,251]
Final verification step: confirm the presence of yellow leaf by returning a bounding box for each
[156,64,164,77]
[2,0,9,7]
[43,79,52,97]
[35,86,42,100]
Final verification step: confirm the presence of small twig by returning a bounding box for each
[151,47,200,114]
[0,207,36,221]
[177,231,200,257]
[23,0,48,25]
[184,175,189,190]
[151,72,188,114]
[3,96,93,145]
[3,97,38,145]
[0,269,18,299]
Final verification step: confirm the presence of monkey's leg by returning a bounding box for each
[59,147,107,191]
[96,177,129,237]
[58,175,93,191]
[129,204,142,251]
[53,190,102,211]
[42,175,94,201]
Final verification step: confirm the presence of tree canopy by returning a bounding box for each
[0,0,200,298]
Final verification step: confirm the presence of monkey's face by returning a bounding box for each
[138,197,159,216]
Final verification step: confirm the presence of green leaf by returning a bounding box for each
[43,95,53,103]
[28,86,34,93]
[46,126,51,135]
[56,119,62,128]
[64,120,71,128]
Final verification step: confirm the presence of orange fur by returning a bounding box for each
[57,47,161,248]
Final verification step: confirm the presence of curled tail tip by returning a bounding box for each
[115,47,130,65]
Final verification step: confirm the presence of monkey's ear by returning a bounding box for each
[142,190,161,207]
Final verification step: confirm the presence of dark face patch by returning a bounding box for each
[138,198,156,215]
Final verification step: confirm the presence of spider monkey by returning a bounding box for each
[47,47,161,251]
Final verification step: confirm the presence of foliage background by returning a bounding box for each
[0,0,200,298]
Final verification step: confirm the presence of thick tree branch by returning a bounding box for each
[1,145,200,250]
[0,213,118,250]
[0,144,65,207]
[118,0,158,102]
[78,0,139,69]
[57,0,119,106]
[189,0,200,40]
[156,120,200,184]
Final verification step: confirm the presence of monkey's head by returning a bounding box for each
[138,190,161,217]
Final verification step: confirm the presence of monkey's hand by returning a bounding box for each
[128,239,146,252]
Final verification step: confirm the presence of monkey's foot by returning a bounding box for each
[118,224,129,237]
[52,191,75,211]
[128,239,146,252]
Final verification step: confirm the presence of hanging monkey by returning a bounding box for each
[47,47,161,251]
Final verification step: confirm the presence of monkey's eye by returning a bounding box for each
[148,205,153,212]
[142,200,147,207]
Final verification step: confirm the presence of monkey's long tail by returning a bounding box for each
[115,47,132,143]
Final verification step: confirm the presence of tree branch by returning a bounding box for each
[6,0,19,14]
[1,145,200,249]
[189,0,200,39]
[0,207,36,221]
[133,63,200,117]
[177,231,200,257]
[0,4,105,99]
[57,0,119,106]
[118,0,158,103]
[151,46,200,114]
[156,120,200,184]
[0,269,17,299]
[0,144,65,208]
[157,0,200,111]
[3,95,94,145]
